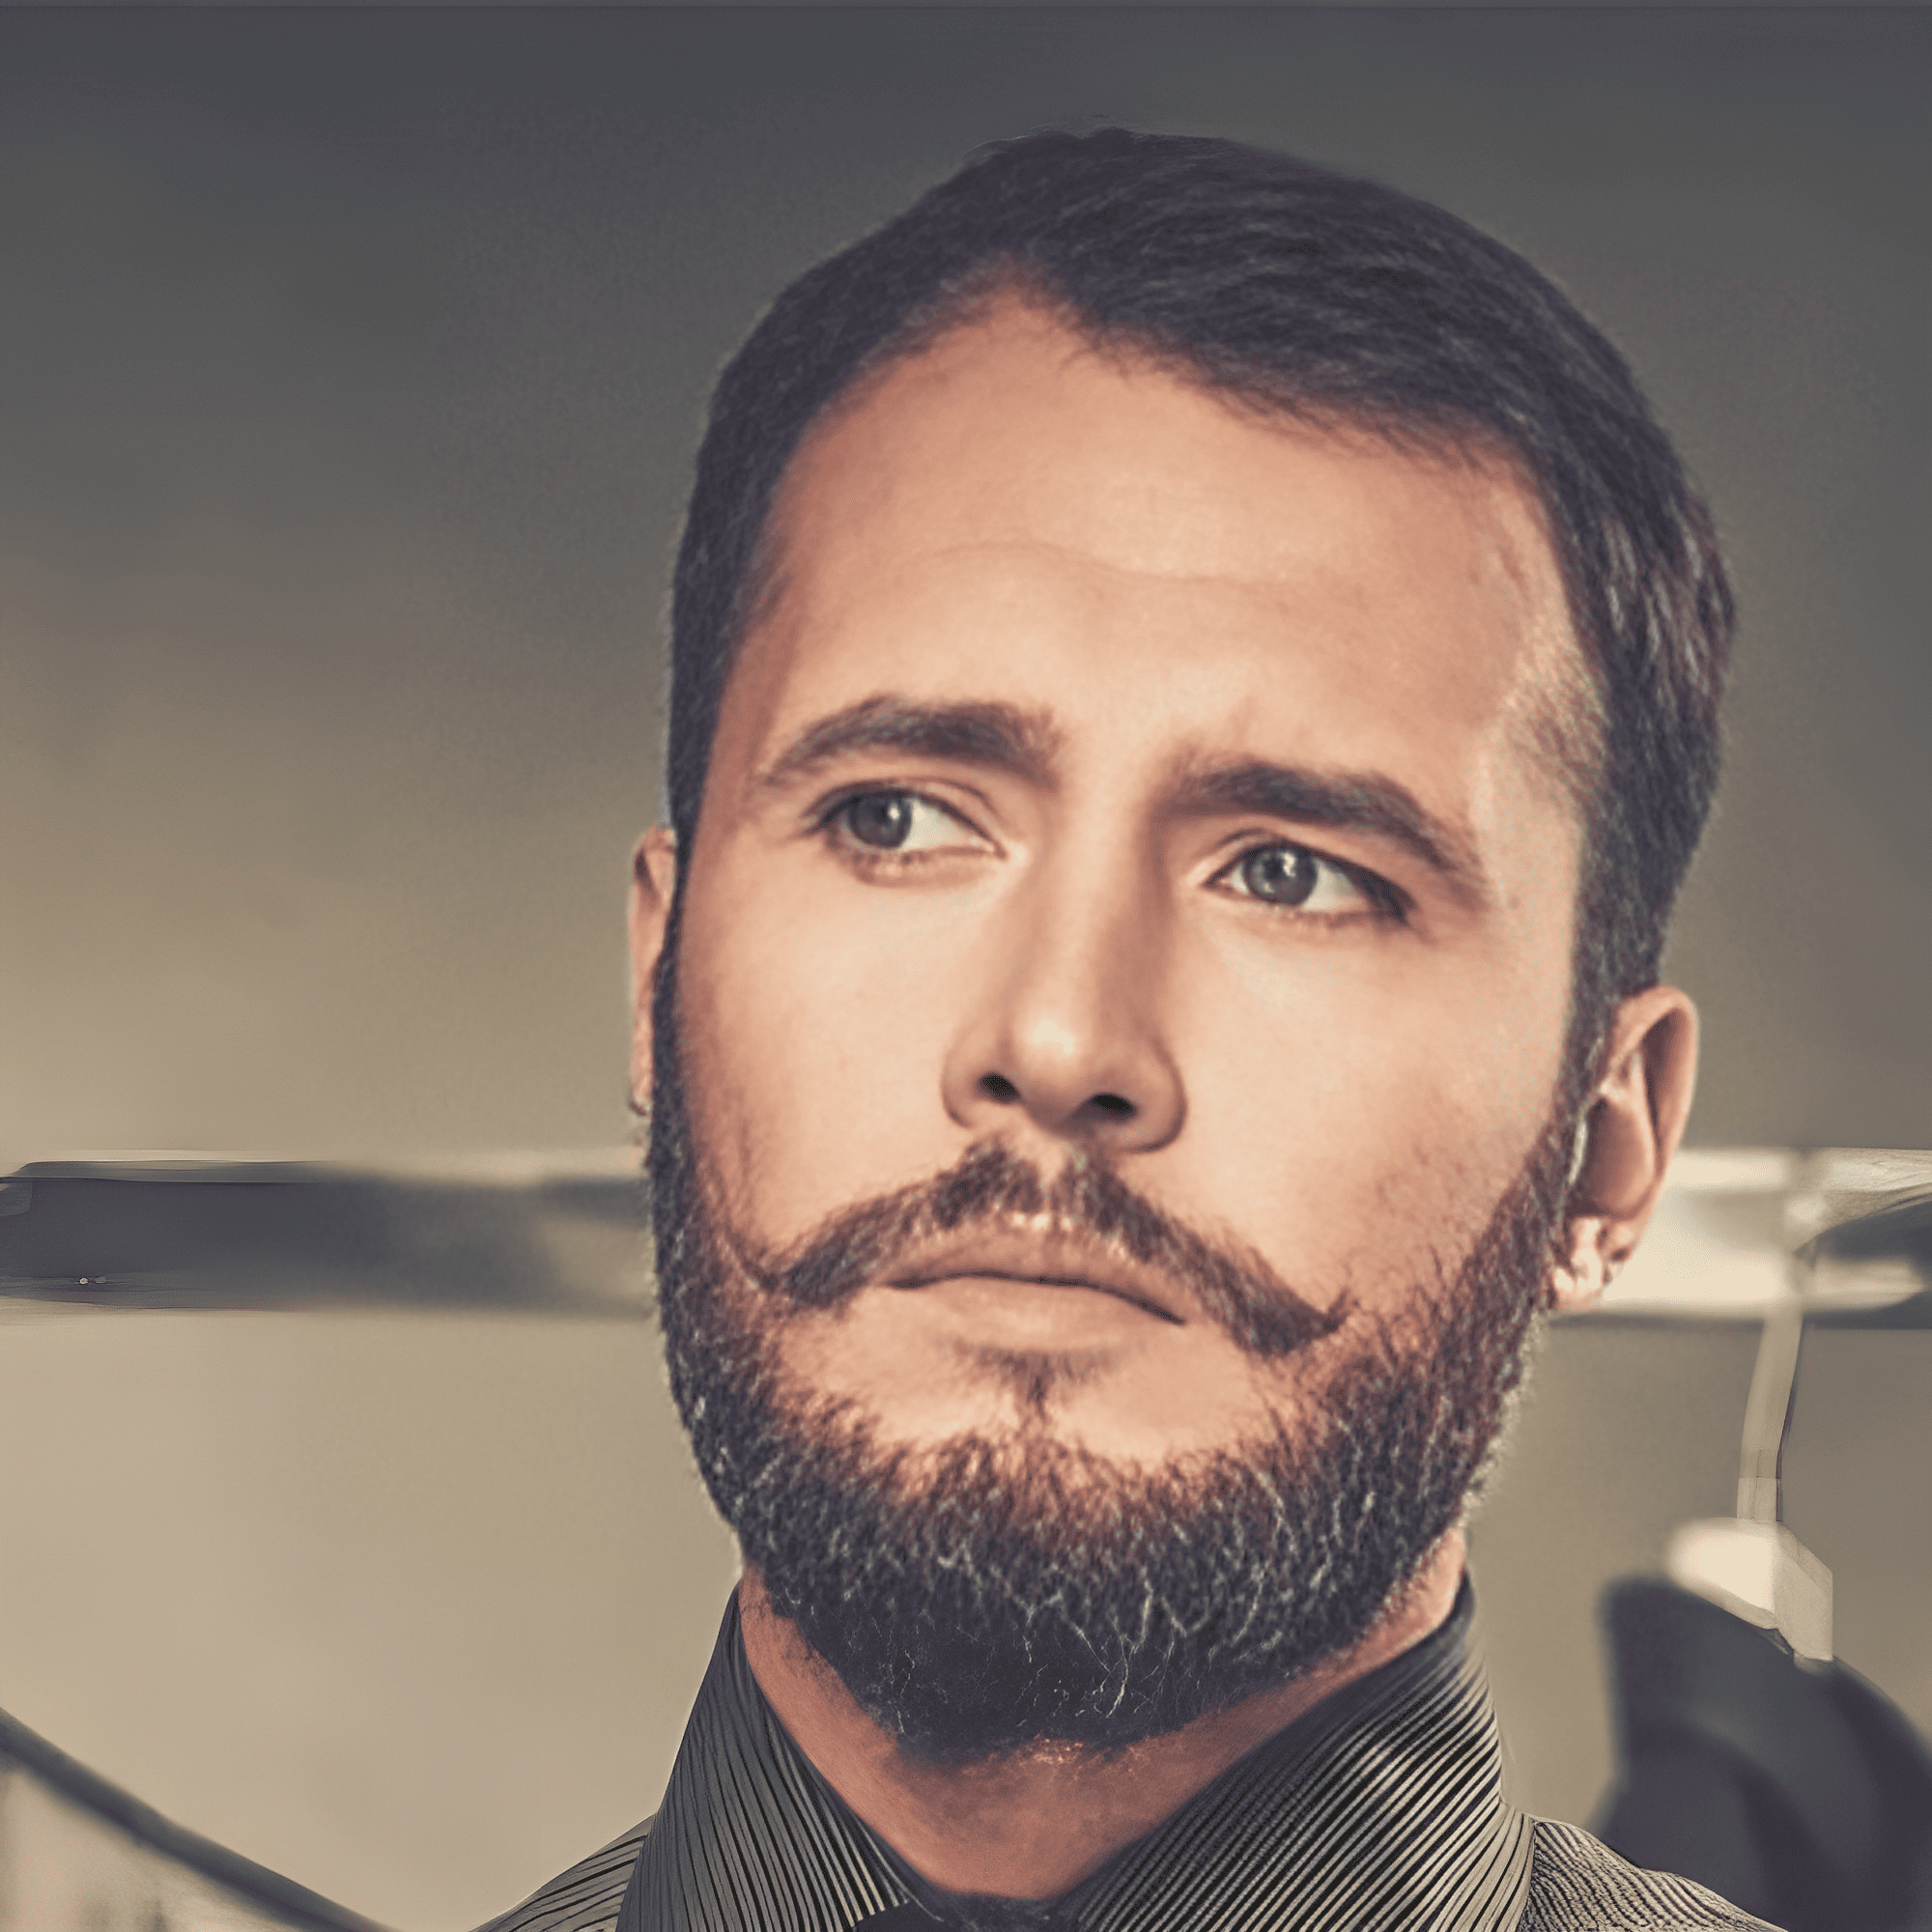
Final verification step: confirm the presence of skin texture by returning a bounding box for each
[629,298,1697,1897]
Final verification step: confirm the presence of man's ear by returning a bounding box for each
[1548,984,1699,1312]
[628,828,678,1113]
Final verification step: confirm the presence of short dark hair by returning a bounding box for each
[665,128,1734,1089]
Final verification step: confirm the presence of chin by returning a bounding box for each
[667,1277,1536,1757]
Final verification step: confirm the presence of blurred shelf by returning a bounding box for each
[1577,1147,1931,1329]
[0,1151,649,1314]
[4,1145,1925,1325]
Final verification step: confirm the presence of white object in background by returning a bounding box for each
[1666,1517,1834,1662]
[1597,1148,1795,1316]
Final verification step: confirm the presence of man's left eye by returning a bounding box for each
[831,789,971,855]
[1216,843,1387,916]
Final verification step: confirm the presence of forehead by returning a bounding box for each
[712,298,1584,847]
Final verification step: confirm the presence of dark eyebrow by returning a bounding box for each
[1170,759,1491,910]
[754,696,1062,793]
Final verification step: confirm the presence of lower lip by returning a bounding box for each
[895,1274,1170,1349]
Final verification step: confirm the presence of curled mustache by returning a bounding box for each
[715,1139,1350,1360]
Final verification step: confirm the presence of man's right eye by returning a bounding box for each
[826,789,973,856]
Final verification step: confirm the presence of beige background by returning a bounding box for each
[3,10,1929,1931]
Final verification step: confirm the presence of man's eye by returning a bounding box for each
[830,790,970,855]
[1217,842,1393,917]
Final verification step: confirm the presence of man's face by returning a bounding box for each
[632,298,1636,1750]
[660,298,1585,1471]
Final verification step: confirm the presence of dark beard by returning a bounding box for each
[648,940,1574,1761]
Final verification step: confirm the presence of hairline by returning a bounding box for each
[722,270,1608,838]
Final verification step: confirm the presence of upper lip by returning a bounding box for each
[884,1226,1185,1324]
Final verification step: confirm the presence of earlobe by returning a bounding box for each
[628,829,678,1112]
[1547,986,1698,1312]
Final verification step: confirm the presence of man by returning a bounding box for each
[486,129,1763,1931]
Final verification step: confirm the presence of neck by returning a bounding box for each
[737,1529,1466,1901]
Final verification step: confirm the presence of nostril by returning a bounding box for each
[1089,1092,1135,1119]
[981,1074,1021,1103]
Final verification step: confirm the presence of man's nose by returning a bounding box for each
[939,853,1185,1152]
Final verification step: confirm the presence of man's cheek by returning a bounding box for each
[1173,1045,1530,1283]
[679,937,946,1233]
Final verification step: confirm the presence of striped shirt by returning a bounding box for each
[478,1584,1779,1932]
